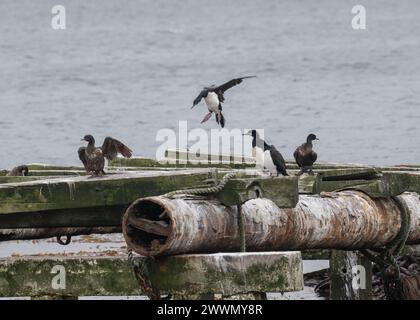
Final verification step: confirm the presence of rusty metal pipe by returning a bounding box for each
[122,191,420,256]
[0,226,121,241]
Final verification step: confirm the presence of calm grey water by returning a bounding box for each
[1,0,420,169]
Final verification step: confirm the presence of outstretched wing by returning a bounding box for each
[78,147,88,169]
[213,76,256,100]
[192,89,208,108]
[270,146,288,176]
[101,137,133,160]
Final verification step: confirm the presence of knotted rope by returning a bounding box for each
[360,195,411,300]
[164,172,237,198]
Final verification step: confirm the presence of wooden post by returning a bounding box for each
[330,250,372,300]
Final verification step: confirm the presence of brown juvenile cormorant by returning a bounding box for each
[191,76,256,128]
[245,130,288,176]
[7,165,29,176]
[294,133,319,175]
[78,135,132,176]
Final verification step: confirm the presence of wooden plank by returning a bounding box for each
[320,167,379,181]
[0,255,141,298]
[342,172,410,198]
[127,216,170,237]
[165,149,255,164]
[216,176,298,208]
[0,206,124,229]
[321,179,371,192]
[298,174,322,194]
[0,169,213,214]
[141,252,303,296]
[111,157,255,169]
[330,250,372,300]
[27,164,85,171]
[0,176,52,184]
[0,251,303,298]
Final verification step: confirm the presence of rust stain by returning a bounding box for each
[123,191,420,256]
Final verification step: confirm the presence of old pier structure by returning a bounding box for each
[1,149,420,299]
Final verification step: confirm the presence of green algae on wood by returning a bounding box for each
[0,170,214,214]
[216,176,298,208]
[110,157,255,169]
[141,252,303,296]
[298,173,322,194]
[330,250,372,300]
[0,256,140,298]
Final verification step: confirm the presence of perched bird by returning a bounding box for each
[294,133,319,175]
[191,76,256,128]
[245,130,288,176]
[78,135,132,176]
[7,165,29,176]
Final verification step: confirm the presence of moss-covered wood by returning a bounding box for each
[330,250,372,300]
[298,174,322,194]
[142,252,304,297]
[0,206,124,229]
[216,176,298,208]
[0,170,214,214]
[110,157,255,169]
[0,255,141,298]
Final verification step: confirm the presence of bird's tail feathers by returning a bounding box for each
[219,112,225,128]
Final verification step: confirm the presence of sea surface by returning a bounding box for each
[0,0,419,169]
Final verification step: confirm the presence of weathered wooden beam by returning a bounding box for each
[320,167,379,181]
[127,216,170,237]
[138,252,303,297]
[0,227,121,241]
[216,176,298,208]
[330,250,372,300]
[165,149,255,164]
[0,206,124,230]
[301,249,331,260]
[0,169,214,214]
[110,157,254,169]
[343,174,409,198]
[0,176,51,184]
[27,164,85,171]
[0,255,140,298]
[123,192,420,256]
[298,174,322,194]
[0,251,303,299]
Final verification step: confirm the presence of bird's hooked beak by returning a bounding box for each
[191,104,197,109]
[81,138,86,141]
[315,138,320,141]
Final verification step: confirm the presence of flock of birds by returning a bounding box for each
[6,76,318,177]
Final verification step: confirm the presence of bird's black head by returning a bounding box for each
[307,133,319,143]
[244,129,258,138]
[82,134,95,144]
[191,89,209,109]
[244,129,265,149]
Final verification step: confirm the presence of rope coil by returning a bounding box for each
[164,172,237,198]
[360,195,411,300]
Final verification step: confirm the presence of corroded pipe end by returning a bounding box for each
[123,197,174,256]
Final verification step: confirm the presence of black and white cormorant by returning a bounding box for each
[294,133,319,175]
[78,135,132,176]
[7,165,29,176]
[245,130,288,176]
[191,76,256,128]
